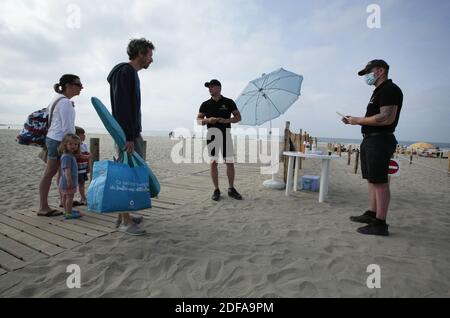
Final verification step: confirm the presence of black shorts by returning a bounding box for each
[78,173,88,183]
[206,128,234,162]
[360,134,397,184]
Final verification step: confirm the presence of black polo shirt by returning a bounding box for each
[361,79,403,134]
[199,95,238,130]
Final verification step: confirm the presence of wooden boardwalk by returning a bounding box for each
[0,165,260,276]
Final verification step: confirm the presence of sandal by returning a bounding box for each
[64,210,82,220]
[38,209,63,217]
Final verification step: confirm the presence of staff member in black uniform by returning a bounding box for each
[342,60,403,236]
[197,79,243,201]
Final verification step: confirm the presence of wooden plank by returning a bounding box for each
[159,184,203,193]
[75,215,116,229]
[20,210,107,237]
[0,249,27,271]
[82,213,119,224]
[159,183,206,194]
[54,220,109,237]
[193,170,259,177]
[63,219,115,233]
[176,175,213,183]
[153,197,184,206]
[0,236,46,262]
[85,212,118,221]
[137,207,170,215]
[31,208,117,221]
[161,180,211,191]
[2,212,93,244]
[151,202,176,210]
[0,223,64,257]
[76,209,119,222]
[157,192,195,202]
[163,180,212,190]
[191,169,211,175]
[0,214,79,249]
[130,211,153,219]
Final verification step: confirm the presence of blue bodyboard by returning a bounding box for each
[90,96,160,198]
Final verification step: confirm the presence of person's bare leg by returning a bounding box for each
[79,182,86,203]
[368,182,377,212]
[57,170,63,207]
[211,161,219,190]
[121,213,132,226]
[62,194,67,213]
[39,159,60,213]
[226,162,235,189]
[64,194,75,215]
[374,183,390,220]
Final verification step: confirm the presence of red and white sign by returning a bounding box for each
[388,159,400,176]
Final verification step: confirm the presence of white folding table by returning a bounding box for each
[283,151,339,203]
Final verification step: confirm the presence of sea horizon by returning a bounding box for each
[3,125,450,150]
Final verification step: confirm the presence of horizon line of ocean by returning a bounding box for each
[2,126,449,150]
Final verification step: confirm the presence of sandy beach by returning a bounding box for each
[0,129,449,297]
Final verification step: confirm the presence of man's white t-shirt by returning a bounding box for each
[46,94,76,141]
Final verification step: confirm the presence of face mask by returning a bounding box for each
[365,72,377,86]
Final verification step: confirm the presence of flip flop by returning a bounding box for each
[38,209,63,217]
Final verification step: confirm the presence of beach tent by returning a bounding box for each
[409,142,435,149]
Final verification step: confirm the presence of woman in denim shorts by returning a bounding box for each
[38,74,83,217]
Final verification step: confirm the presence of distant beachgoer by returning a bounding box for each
[74,126,91,206]
[38,74,83,217]
[107,38,154,235]
[57,133,82,220]
[342,59,403,236]
[197,79,243,201]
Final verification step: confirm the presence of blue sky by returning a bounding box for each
[1,0,449,143]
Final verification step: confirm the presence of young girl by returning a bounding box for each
[57,133,83,219]
[74,126,91,206]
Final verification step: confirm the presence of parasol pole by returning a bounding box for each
[269,119,275,182]
[262,118,285,189]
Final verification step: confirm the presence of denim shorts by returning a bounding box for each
[46,137,61,160]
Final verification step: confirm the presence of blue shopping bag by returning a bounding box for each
[87,160,151,213]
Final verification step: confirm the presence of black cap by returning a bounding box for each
[204,79,221,87]
[358,59,390,76]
